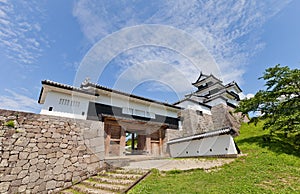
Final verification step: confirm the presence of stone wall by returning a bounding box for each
[167,104,244,141]
[211,104,241,133]
[180,109,214,137]
[0,109,105,193]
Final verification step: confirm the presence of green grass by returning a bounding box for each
[4,120,15,128]
[129,122,300,194]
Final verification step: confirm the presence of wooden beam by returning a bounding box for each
[105,124,111,156]
[131,133,135,151]
[159,128,163,156]
[146,134,151,155]
[120,127,126,156]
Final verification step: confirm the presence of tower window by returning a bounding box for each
[196,110,203,116]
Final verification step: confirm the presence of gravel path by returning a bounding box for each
[123,158,235,171]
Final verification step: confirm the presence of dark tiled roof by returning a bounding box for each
[225,81,242,92]
[173,98,212,108]
[81,81,181,109]
[38,80,98,103]
[167,127,237,144]
[192,73,222,86]
[39,80,181,109]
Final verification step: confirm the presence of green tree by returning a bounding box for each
[236,65,300,140]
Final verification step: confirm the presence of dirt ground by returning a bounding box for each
[123,158,235,171]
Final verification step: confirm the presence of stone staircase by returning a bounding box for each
[60,168,150,194]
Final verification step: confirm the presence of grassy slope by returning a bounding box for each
[129,122,300,194]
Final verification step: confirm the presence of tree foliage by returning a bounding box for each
[236,65,300,138]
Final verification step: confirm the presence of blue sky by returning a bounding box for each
[0,0,299,113]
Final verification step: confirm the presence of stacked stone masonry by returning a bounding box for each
[166,106,243,141]
[0,109,105,193]
[211,104,242,133]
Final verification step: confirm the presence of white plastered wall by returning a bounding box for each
[168,135,238,157]
[40,91,90,120]
[41,89,179,120]
[176,100,211,115]
[94,93,179,118]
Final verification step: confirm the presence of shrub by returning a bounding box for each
[4,120,15,128]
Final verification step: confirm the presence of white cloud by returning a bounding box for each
[73,0,291,95]
[0,89,40,113]
[239,93,255,100]
[0,1,46,65]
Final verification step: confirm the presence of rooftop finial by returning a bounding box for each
[82,77,90,85]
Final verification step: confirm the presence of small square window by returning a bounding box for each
[196,110,203,116]
[49,107,53,111]
[82,112,85,116]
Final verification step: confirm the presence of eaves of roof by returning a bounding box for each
[167,127,237,144]
[39,80,181,110]
[173,98,212,108]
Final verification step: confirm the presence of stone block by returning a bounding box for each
[55,157,65,165]
[39,171,45,179]
[76,145,86,151]
[87,162,100,172]
[89,137,102,147]
[46,180,57,190]
[0,159,8,167]
[49,158,57,164]
[52,133,61,139]
[38,154,46,159]
[37,142,47,149]
[37,137,47,143]
[89,155,100,163]
[8,154,18,162]
[59,143,68,148]
[83,129,98,139]
[11,166,22,174]
[10,150,20,155]
[30,158,38,165]
[46,152,56,158]
[31,146,39,152]
[38,182,46,192]
[27,182,35,189]
[56,151,63,158]
[9,186,19,194]
[1,151,9,159]
[29,171,40,183]
[56,174,65,181]
[19,152,29,160]
[52,143,59,147]
[15,137,29,147]
[22,162,30,170]
[17,170,28,179]
[63,159,72,168]
[27,143,36,147]
[32,186,40,193]
[44,132,52,138]
[64,182,72,188]
[22,176,30,184]
[29,165,37,173]
[3,175,17,181]
[71,176,81,184]
[53,165,63,174]
[67,165,76,172]
[56,181,64,188]
[18,185,27,193]
[37,163,46,170]
[28,152,38,159]
[44,143,52,149]
[11,179,22,187]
